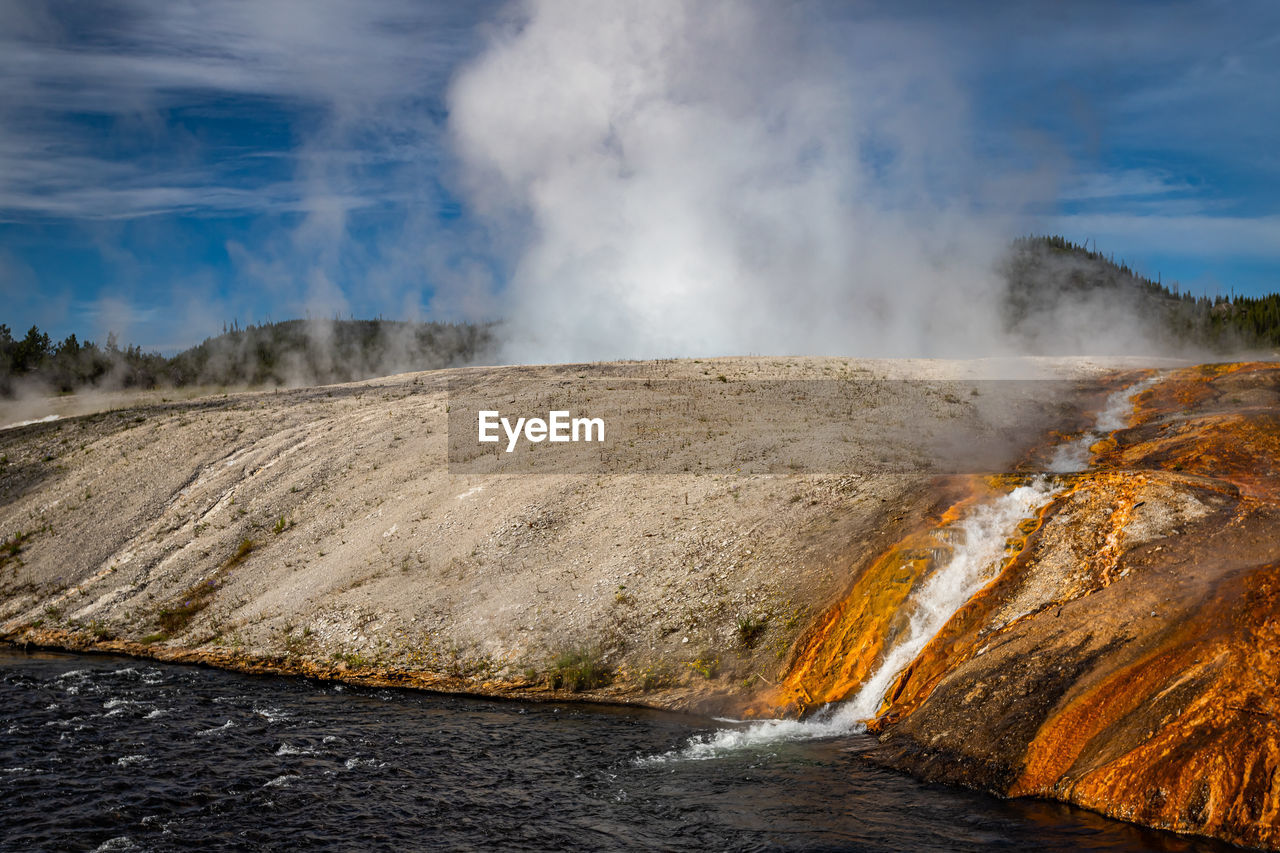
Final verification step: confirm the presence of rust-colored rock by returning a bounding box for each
[779,362,1280,849]
[770,477,978,715]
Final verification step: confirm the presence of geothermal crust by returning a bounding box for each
[3,356,1102,707]
[4,355,1278,849]
[860,363,1280,850]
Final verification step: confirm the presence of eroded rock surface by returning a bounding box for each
[777,363,1280,849]
[0,357,1101,714]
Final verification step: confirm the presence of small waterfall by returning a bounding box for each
[640,480,1055,763]
[828,479,1054,724]
[642,376,1157,763]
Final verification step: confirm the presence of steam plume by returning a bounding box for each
[448,0,1020,363]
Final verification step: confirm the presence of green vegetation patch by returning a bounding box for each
[1,526,47,573]
[736,614,768,650]
[154,538,253,637]
[548,647,613,692]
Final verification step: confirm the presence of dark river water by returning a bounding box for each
[0,647,1237,852]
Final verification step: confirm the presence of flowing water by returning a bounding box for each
[0,648,1232,852]
[671,377,1160,759]
[658,480,1059,760]
[1047,376,1159,474]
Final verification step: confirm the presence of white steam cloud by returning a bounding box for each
[448,0,1025,363]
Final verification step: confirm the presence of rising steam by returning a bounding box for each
[448,0,1023,363]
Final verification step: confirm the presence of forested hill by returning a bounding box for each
[1003,235,1280,352]
[5,237,1279,397]
[0,319,495,396]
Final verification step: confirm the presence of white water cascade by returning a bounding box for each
[640,479,1056,763]
[1046,376,1158,473]
[642,377,1157,764]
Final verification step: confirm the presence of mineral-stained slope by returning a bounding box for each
[782,363,1280,849]
[0,357,1090,713]
[3,357,1277,848]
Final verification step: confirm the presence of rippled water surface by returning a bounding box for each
[0,648,1233,852]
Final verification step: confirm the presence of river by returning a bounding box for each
[0,647,1233,852]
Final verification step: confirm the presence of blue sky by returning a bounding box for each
[1,0,1277,354]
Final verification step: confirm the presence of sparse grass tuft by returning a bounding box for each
[154,538,252,636]
[736,614,768,650]
[3,534,25,561]
[284,628,311,657]
[639,661,677,691]
[1,526,48,571]
[549,647,612,692]
[156,592,211,636]
[228,537,254,565]
[334,650,374,668]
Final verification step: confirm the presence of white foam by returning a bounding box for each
[263,774,300,788]
[254,706,292,723]
[343,757,384,770]
[637,710,866,765]
[1095,377,1158,432]
[836,479,1056,723]
[103,698,146,716]
[641,479,1057,764]
[275,743,315,756]
[1050,376,1160,472]
[1046,435,1094,474]
[1,414,60,431]
[196,719,236,737]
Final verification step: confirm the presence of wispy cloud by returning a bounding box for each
[0,0,489,221]
[1056,170,1196,204]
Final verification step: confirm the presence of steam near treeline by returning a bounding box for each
[3,235,1278,399]
[1002,236,1280,355]
[0,319,495,398]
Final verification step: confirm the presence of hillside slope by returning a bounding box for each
[2,357,1102,711]
[6,356,1278,849]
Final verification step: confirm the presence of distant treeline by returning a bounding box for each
[0,319,495,397]
[6,238,1279,396]
[1002,235,1280,352]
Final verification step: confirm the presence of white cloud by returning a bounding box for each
[1057,170,1195,203]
